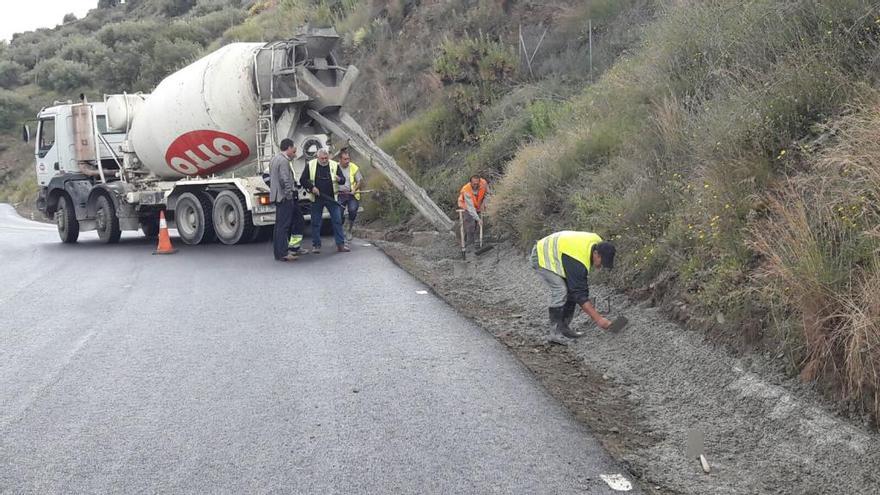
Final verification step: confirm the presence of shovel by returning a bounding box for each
[318,192,345,207]
[607,316,629,333]
[603,295,628,332]
[457,209,466,260]
[474,220,495,256]
[457,209,494,257]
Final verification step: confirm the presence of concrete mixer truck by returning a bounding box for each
[25,28,453,246]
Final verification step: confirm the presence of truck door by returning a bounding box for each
[35,116,58,186]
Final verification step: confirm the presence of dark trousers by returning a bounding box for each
[339,196,359,226]
[273,198,300,260]
[310,197,345,247]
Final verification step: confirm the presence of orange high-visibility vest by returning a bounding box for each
[458,179,488,212]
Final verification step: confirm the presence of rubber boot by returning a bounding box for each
[562,300,577,326]
[560,301,584,338]
[547,307,569,346]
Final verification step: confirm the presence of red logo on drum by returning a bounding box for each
[165,130,251,176]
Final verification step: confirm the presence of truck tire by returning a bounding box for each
[175,192,215,245]
[56,194,79,244]
[212,190,254,245]
[95,194,122,244]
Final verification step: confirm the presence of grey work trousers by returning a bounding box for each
[463,213,480,247]
[530,245,568,307]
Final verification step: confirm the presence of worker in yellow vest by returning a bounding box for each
[298,148,349,253]
[530,231,616,345]
[337,149,365,244]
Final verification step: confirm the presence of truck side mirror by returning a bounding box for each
[22,124,30,143]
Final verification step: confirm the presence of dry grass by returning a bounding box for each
[481,0,880,419]
[749,98,880,418]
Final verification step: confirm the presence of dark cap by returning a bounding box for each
[594,241,616,270]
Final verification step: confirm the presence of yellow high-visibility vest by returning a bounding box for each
[308,159,339,201]
[341,162,360,200]
[536,231,602,278]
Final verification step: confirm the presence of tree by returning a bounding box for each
[98,0,121,8]
[160,0,197,17]
[0,89,30,130]
[0,60,25,88]
[62,13,77,24]
[139,38,202,87]
[32,58,93,92]
[59,36,111,67]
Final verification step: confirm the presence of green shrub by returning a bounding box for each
[190,7,247,40]
[0,90,30,130]
[139,38,203,85]
[432,35,518,140]
[97,20,161,47]
[0,60,25,88]
[526,99,570,140]
[59,36,111,67]
[433,35,516,87]
[32,58,92,92]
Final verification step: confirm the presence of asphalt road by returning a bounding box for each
[0,204,638,494]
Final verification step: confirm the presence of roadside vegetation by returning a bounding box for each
[345,0,880,421]
[0,0,247,204]
[0,0,878,422]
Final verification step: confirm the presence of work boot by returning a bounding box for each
[558,302,585,339]
[562,300,577,326]
[546,307,570,346]
[337,244,351,253]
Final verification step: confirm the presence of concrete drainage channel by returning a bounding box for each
[359,226,880,495]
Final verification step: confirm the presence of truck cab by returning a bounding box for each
[29,101,136,243]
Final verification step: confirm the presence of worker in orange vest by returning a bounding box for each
[457,174,488,249]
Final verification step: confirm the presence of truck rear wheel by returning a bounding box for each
[175,192,215,245]
[212,190,254,245]
[95,195,122,244]
[56,194,79,244]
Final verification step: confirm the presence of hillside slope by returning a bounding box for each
[349,0,880,423]
[1,0,878,424]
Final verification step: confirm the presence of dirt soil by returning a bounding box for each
[359,226,880,495]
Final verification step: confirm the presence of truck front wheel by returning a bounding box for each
[212,190,254,245]
[175,192,215,245]
[56,194,79,244]
[95,194,122,244]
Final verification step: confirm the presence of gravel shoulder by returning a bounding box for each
[366,228,880,495]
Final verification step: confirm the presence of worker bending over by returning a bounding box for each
[337,150,365,244]
[457,174,488,249]
[530,231,616,345]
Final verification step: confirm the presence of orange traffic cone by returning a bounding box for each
[152,210,177,255]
